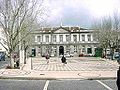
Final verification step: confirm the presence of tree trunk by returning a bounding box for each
[105,48,107,58]
[110,48,114,60]
[10,53,14,68]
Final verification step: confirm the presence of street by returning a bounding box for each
[0,79,117,90]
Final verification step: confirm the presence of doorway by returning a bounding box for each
[59,46,64,55]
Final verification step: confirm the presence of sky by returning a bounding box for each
[42,0,120,28]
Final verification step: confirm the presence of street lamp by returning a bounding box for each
[23,40,26,64]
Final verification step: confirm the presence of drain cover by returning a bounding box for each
[40,74,45,75]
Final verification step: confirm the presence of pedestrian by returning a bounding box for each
[45,54,50,64]
[61,55,67,66]
[16,58,19,68]
[117,66,120,90]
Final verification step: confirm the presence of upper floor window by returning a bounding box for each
[82,35,85,41]
[87,35,91,41]
[37,36,41,42]
[93,35,98,41]
[45,35,49,42]
[66,35,70,42]
[59,35,63,42]
[73,35,77,42]
[79,34,80,41]
[52,35,56,42]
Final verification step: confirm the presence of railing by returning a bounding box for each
[35,41,99,44]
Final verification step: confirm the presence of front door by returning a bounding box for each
[59,46,64,55]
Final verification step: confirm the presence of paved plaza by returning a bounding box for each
[0,57,119,80]
[24,57,118,71]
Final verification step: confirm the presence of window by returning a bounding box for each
[82,35,85,41]
[87,35,91,41]
[37,36,41,42]
[59,35,63,42]
[93,35,97,41]
[73,35,77,42]
[79,34,80,41]
[74,46,77,52]
[52,35,56,42]
[82,46,85,52]
[66,45,70,53]
[66,35,70,42]
[45,35,49,42]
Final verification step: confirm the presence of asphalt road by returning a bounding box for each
[0,79,118,90]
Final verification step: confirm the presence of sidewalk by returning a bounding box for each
[0,57,119,80]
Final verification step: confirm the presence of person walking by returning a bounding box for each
[61,55,67,66]
[45,54,50,64]
[117,66,120,90]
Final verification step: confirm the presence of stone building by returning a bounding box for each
[30,26,99,57]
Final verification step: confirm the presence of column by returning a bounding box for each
[57,46,59,57]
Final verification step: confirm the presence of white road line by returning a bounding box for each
[96,80,113,90]
[43,80,49,90]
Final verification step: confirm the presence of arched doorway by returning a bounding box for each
[59,46,64,55]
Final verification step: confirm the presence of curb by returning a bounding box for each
[0,76,116,80]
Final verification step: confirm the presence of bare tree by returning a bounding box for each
[92,13,120,58]
[92,16,112,57]
[0,0,46,68]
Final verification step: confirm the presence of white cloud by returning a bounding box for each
[42,0,120,27]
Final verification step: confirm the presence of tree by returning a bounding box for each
[92,13,120,58]
[92,16,112,57]
[0,0,46,68]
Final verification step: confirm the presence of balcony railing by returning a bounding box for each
[35,41,99,45]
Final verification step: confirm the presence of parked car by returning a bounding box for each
[114,52,119,59]
[0,52,5,61]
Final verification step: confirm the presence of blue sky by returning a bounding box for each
[42,0,120,28]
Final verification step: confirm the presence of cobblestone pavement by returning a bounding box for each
[31,57,119,71]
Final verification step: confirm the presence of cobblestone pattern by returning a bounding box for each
[32,57,118,71]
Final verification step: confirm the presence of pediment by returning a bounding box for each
[54,28,69,33]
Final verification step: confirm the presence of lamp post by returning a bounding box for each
[23,40,26,64]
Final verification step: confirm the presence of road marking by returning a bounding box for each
[96,80,113,90]
[43,80,49,90]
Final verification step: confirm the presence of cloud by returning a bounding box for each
[43,0,120,28]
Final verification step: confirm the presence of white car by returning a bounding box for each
[114,52,119,59]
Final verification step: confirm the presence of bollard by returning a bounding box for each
[31,57,33,70]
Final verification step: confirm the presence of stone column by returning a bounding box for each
[57,46,59,57]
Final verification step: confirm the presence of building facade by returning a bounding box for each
[30,26,99,57]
